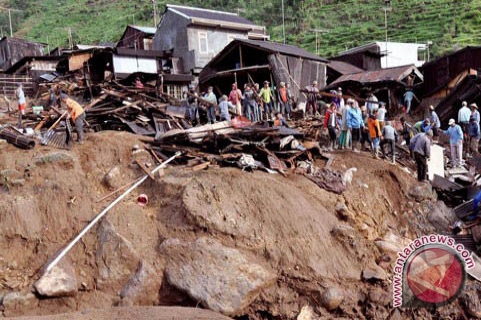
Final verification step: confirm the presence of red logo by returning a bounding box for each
[406,247,465,305]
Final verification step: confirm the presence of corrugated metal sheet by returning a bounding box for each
[328,60,364,75]
[130,25,157,35]
[329,64,422,86]
[167,4,256,26]
[113,54,158,75]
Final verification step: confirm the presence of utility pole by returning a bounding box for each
[152,0,157,27]
[47,35,50,54]
[8,9,12,37]
[68,27,73,49]
[426,40,432,62]
[310,29,329,56]
[381,3,392,68]
[281,0,285,44]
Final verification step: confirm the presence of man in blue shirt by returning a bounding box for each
[347,101,364,152]
[442,118,464,167]
[429,105,441,140]
[468,116,480,157]
[204,86,217,124]
[404,90,418,114]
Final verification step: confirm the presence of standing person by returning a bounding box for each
[458,101,471,136]
[305,81,319,116]
[259,81,274,120]
[381,121,398,164]
[366,92,378,116]
[337,88,345,110]
[339,99,352,149]
[413,130,432,181]
[228,83,243,116]
[278,82,288,117]
[60,92,85,144]
[400,117,414,146]
[218,95,231,122]
[285,83,294,120]
[471,103,480,125]
[468,116,480,157]
[403,89,418,114]
[346,100,364,152]
[254,83,263,120]
[186,88,199,125]
[324,103,338,150]
[442,119,464,167]
[377,102,387,131]
[368,109,382,158]
[360,105,371,150]
[16,83,26,128]
[204,86,217,124]
[244,84,258,122]
[429,105,441,140]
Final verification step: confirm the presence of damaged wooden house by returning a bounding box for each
[199,39,328,103]
[325,64,424,115]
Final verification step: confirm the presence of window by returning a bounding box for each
[198,32,208,54]
[165,85,184,99]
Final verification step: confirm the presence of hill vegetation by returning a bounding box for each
[4,0,481,59]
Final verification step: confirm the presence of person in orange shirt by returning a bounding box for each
[367,109,382,158]
[60,92,85,144]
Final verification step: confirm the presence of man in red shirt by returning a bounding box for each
[228,83,242,115]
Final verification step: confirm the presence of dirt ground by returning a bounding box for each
[0,130,461,319]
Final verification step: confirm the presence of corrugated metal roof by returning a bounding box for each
[129,25,157,35]
[328,60,364,75]
[330,64,422,86]
[167,4,256,26]
[237,39,328,62]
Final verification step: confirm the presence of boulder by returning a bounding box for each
[95,219,140,293]
[427,201,456,232]
[408,184,436,202]
[160,237,276,316]
[335,203,351,221]
[33,152,75,166]
[1,291,38,317]
[321,287,343,311]
[297,305,314,320]
[331,224,357,241]
[368,287,391,306]
[119,261,161,306]
[34,260,77,297]
[103,166,123,190]
[362,264,387,281]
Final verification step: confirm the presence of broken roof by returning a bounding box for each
[327,60,364,75]
[328,64,423,87]
[128,25,157,35]
[166,4,263,31]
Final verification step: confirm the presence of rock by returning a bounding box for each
[331,224,357,241]
[119,261,161,306]
[1,291,38,317]
[408,184,436,202]
[297,305,314,320]
[103,166,122,190]
[34,260,77,297]
[368,287,391,306]
[459,285,481,318]
[160,237,276,316]
[335,202,351,220]
[427,201,456,232]
[362,264,387,281]
[11,178,25,187]
[388,309,402,320]
[95,219,140,293]
[321,287,343,311]
[33,152,75,166]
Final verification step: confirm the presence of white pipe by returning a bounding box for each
[45,152,180,273]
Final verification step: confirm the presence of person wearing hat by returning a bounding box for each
[413,130,433,181]
[204,86,217,124]
[15,83,26,128]
[442,119,464,167]
[304,80,319,116]
[468,115,480,157]
[346,99,364,152]
[471,103,480,125]
[429,105,440,139]
[259,81,274,120]
[60,92,85,144]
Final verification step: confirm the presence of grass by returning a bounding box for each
[4,0,481,59]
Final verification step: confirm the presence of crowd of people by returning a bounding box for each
[183,81,298,125]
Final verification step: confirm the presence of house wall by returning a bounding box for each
[153,11,190,73]
[0,38,45,71]
[375,42,426,68]
[118,28,152,50]
[186,26,248,72]
[332,50,381,71]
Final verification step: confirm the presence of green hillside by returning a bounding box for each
[4,0,481,59]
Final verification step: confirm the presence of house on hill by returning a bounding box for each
[153,4,268,75]
[117,25,157,50]
[0,37,47,71]
[199,39,328,102]
[332,42,427,71]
